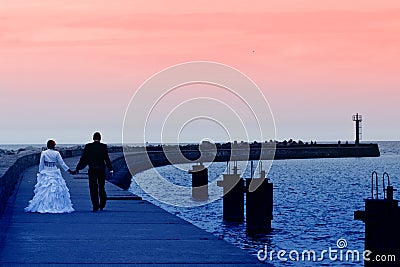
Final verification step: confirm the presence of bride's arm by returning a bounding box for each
[56,152,70,172]
[38,152,45,172]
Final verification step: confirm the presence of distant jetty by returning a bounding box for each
[142,140,381,161]
[111,141,380,189]
[273,142,380,159]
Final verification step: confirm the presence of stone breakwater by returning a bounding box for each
[117,143,381,190]
[0,152,40,216]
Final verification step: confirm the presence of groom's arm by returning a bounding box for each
[104,145,113,172]
[76,144,89,171]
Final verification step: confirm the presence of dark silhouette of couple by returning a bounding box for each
[25,132,113,213]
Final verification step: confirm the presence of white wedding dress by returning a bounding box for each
[25,149,75,213]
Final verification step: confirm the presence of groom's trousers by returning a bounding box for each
[88,168,107,210]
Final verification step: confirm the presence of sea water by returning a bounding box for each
[129,141,400,266]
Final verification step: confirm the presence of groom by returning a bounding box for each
[74,132,113,212]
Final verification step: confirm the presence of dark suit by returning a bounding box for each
[76,141,113,211]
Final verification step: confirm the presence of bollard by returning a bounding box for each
[188,163,208,200]
[217,162,244,222]
[386,186,395,201]
[354,172,400,267]
[245,169,273,233]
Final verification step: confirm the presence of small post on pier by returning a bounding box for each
[217,162,244,222]
[354,172,400,267]
[188,163,208,200]
[352,113,362,146]
[245,163,273,233]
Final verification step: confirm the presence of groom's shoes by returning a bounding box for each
[99,203,105,211]
[92,208,99,212]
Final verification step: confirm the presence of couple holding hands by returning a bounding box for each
[25,132,113,213]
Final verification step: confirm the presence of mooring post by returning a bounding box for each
[354,172,400,267]
[245,168,273,233]
[217,162,244,222]
[188,162,208,200]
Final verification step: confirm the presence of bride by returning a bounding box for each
[25,140,75,213]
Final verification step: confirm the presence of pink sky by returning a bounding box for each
[1,1,400,143]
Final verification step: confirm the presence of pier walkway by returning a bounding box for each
[0,155,264,266]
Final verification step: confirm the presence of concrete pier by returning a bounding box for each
[217,164,245,222]
[0,155,264,266]
[354,173,400,267]
[246,177,273,233]
[188,163,209,200]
